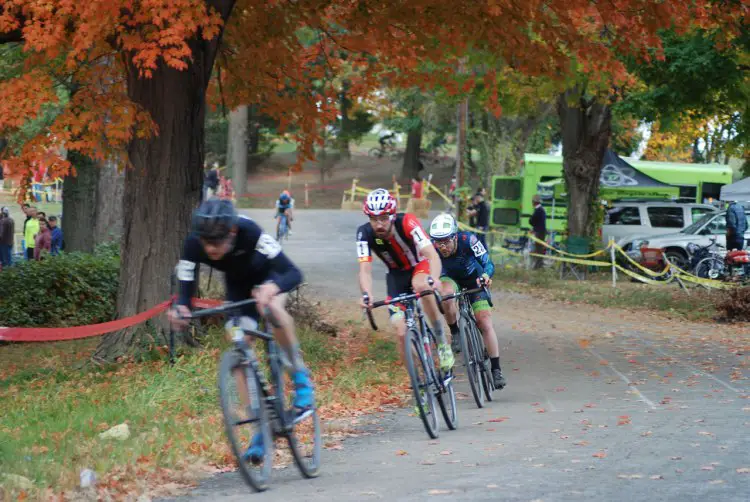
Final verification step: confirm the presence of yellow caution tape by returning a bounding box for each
[426,182,454,206]
[492,246,609,267]
[526,233,608,259]
[613,245,672,278]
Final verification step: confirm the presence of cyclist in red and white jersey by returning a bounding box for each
[356,189,455,370]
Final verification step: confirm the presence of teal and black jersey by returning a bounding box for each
[434,231,494,284]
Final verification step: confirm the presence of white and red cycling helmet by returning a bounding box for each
[363,188,397,217]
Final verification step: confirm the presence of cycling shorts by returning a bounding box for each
[440,276,491,313]
[385,260,430,318]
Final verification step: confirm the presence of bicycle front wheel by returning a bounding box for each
[470,322,494,402]
[368,147,384,158]
[218,349,273,492]
[695,256,724,280]
[271,357,322,479]
[405,328,439,438]
[458,313,484,408]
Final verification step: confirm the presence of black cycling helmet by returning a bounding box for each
[191,199,238,241]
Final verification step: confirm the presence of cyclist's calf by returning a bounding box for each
[438,281,458,324]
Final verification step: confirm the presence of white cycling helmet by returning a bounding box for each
[363,188,397,216]
[429,213,458,240]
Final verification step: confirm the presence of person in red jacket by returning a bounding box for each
[34,218,52,260]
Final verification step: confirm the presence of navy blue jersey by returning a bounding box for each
[434,231,494,283]
[176,216,302,307]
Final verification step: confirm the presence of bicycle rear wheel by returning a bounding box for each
[458,312,484,408]
[405,328,439,438]
[218,349,273,492]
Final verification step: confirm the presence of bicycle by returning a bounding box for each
[368,141,402,160]
[180,298,321,491]
[277,212,289,242]
[441,279,495,408]
[362,284,457,439]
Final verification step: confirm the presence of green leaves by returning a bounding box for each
[0,246,119,327]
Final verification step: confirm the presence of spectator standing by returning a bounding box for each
[34,218,51,260]
[203,164,219,201]
[726,200,747,251]
[469,192,490,248]
[49,215,63,255]
[24,207,39,260]
[411,174,423,199]
[529,194,547,270]
[0,207,13,267]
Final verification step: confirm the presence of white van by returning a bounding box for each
[602,201,717,245]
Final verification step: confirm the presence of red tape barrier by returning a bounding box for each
[0,298,223,343]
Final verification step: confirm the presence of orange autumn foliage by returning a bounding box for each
[0,0,745,183]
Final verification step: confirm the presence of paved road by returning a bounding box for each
[169,209,749,501]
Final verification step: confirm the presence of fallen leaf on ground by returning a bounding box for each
[709,480,725,485]
[617,474,643,479]
[698,431,714,437]
[593,452,606,458]
[325,443,343,450]
[670,456,682,460]
[536,408,547,413]
[641,431,653,437]
[396,450,408,456]
[488,417,509,423]
[701,466,715,471]
[420,460,436,465]
[736,467,750,474]
[650,475,664,480]
[440,450,452,455]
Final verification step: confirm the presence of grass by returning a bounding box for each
[0,314,406,500]
[492,264,721,321]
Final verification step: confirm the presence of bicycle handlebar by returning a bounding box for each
[362,284,444,332]
[439,278,494,308]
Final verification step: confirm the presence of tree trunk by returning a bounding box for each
[229,105,249,196]
[336,79,352,159]
[557,87,612,238]
[401,127,423,179]
[93,0,234,362]
[62,152,99,253]
[94,160,125,245]
[248,104,260,155]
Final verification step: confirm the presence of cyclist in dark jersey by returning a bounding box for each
[429,213,506,389]
[356,189,454,370]
[168,199,313,462]
[275,190,294,236]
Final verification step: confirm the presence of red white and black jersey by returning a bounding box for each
[356,213,432,271]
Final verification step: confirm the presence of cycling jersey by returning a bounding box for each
[436,231,494,283]
[356,213,432,271]
[176,216,302,318]
[276,198,294,214]
[437,231,494,312]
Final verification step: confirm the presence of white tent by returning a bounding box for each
[720,177,750,201]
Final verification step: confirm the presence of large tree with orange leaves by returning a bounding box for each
[0,1,743,358]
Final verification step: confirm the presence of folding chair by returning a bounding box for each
[559,236,590,281]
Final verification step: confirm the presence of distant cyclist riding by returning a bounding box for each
[429,213,506,390]
[356,189,454,371]
[168,199,315,465]
[275,190,294,240]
